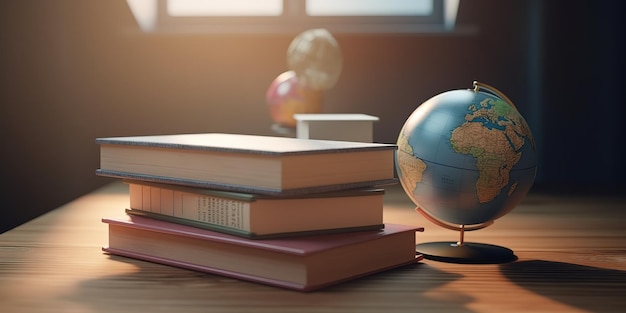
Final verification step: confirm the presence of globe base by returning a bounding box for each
[270,123,296,137]
[416,241,517,264]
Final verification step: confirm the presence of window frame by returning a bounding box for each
[129,0,464,34]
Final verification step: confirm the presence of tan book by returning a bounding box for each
[96,133,397,195]
[124,180,385,239]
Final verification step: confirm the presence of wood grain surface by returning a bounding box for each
[1,181,625,313]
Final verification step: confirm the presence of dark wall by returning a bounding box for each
[1,1,623,233]
[539,1,625,193]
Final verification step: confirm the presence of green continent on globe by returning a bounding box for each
[397,133,427,191]
[450,97,534,203]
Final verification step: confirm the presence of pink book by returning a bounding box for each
[102,215,423,291]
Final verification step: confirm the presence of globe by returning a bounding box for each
[397,82,537,262]
[397,82,537,238]
[287,28,342,91]
[266,70,323,128]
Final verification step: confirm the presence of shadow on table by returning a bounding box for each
[500,259,626,313]
[64,256,471,312]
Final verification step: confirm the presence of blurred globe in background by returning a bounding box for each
[287,28,342,90]
[266,70,323,127]
[396,82,537,228]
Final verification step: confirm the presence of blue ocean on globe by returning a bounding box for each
[396,87,537,226]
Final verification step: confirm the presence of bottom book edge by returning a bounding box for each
[102,246,421,292]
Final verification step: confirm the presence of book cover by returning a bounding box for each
[96,133,397,195]
[125,180,386,239]
[102,215,424,291]
[96,133,394,155]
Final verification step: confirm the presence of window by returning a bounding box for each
[167,0,283,16]
[305,0,433,16]
[126,0,462,34]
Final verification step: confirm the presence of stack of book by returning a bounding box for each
[96,133,423,291]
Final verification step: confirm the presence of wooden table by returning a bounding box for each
[1,181,625,313]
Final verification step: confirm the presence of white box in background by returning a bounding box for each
[294,114,379,143]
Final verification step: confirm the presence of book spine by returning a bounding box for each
[129,184,251,231]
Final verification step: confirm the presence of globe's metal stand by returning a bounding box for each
[415,207,517,264]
